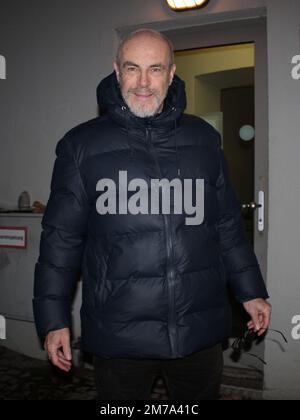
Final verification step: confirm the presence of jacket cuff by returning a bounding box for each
[33,297,72,338]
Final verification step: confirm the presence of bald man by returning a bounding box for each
[34,29,271,400]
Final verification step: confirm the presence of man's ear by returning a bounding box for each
[113,62,120,83]
[169,63,176,86]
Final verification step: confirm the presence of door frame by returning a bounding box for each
[116,10,269,287]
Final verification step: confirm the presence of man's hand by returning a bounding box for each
[243,298,272,337]
[44,327,72,372]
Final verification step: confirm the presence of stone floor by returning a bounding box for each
[0,346,256,400]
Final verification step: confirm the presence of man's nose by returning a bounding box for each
[138,70,150,88]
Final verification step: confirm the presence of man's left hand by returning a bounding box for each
[243,298,272,336]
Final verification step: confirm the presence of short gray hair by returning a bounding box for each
[116,28,174,67]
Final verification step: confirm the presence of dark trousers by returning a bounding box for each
[93,344,223,400]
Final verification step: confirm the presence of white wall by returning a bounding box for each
[1,0,300,399]
[0,0,106,208]
[264,0,300,400]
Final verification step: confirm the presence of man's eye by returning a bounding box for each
[151,67,162,73]
[126,67,137,72]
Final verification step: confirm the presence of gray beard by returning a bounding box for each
[124,99,162,118]
[129,106,161,118]
[121,90,163,118]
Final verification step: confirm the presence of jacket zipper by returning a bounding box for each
[146,127,178,358]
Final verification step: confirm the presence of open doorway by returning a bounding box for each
[174,44,256,336]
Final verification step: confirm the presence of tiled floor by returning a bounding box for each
[0,346,254,400]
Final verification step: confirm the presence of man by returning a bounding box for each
[33,29,271,400]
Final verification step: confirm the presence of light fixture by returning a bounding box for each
[166,0,210,11]
[239,125,255,142]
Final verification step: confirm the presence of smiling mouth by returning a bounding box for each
[134,93,153,101]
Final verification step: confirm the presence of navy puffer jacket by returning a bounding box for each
[33,72,268,359]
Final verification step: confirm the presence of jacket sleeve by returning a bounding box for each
[33,135,90,337]
[216,140,269,303]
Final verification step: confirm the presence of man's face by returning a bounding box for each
[114,35,176,118]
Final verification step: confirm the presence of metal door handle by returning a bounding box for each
[242,202,261,210]
[242,191,264,232]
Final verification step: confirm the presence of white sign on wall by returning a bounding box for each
[0,227,27,249]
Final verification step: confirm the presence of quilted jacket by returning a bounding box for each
[33,72,269,359]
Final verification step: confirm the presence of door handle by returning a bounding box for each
[242,191,264,232]
[242,202,261,210]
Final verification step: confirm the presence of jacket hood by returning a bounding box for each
[96,71,187,128]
